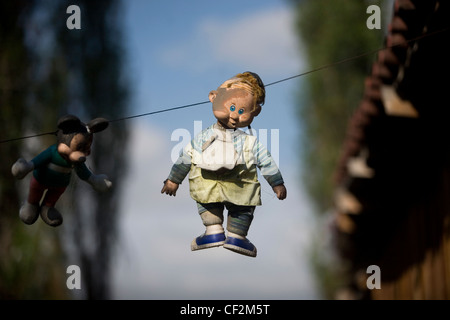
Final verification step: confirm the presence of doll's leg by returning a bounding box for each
[199,202,225,234]
[191,202,226,251]
[19,176,46,224]
[39,186,66,227]
[41,186,66,208]
[226,207,254,238]
[27,176,46,205]
[223,204,257,257]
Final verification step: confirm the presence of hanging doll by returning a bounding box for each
[161,71,287,257]
[11,114,112,227]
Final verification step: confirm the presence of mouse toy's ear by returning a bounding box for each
[57,115,82,134]
[86,118,109,133]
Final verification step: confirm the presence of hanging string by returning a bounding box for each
[0,131,57,144]
[108,100,210,124]
[1,26,448,145]
[264,26,450,87]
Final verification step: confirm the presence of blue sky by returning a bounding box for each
[111,0,321,299]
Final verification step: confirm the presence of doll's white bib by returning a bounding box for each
[195,126,240,172]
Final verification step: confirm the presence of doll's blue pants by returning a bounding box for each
[197,202,255,237]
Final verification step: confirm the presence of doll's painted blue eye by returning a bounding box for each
[230,105,236,112]
[238,109,244,115]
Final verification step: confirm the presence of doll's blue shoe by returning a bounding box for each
[223,237,257,257]
[191,232,226,251]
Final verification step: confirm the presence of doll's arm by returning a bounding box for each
[11,145,54,179]
[253,140,287,200]
[161,141,192,197]
[11,158,34,179]
[87,174,112,192]
[161,163,187,197]
[161,179,179,196]
[272,184,287,200]
[168,142,192,183]
[75,163,112,192]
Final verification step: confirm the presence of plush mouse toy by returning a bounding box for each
[11,114,112,227]
[161,72,287,257]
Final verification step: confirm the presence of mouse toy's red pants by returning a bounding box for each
[27,176,67,208]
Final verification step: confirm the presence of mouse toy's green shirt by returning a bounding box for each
[31,144,93,188]
[168,123,284,206]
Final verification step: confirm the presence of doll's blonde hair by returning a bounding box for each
[219,72,265,110]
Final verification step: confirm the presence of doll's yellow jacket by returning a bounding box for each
[167,123,284,206]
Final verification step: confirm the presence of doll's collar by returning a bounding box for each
[213,122,246,137]
[215,121,235,131]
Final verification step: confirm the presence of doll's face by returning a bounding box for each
[57,133,93,163]
[55,115,108,164]
[209,88,261,129]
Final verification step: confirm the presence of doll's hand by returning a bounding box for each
[11,158,34,179]
[273,184,287,200]
[88,174,112,192]
[161,179,179,196]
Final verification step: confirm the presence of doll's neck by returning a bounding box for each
[216,120,236,131]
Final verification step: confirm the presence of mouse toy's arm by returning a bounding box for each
[75,163,112,192]
[87,173,112,192]
[11,146,55,180]
[11,158,35,179]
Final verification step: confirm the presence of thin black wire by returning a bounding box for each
[0,102,210,144]
[0,131,57,144]
[264,26,450,87]
[108,100,210,123]
[264,47,383,87]
[1,26,448,144]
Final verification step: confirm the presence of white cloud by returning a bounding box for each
[159,6,303,76]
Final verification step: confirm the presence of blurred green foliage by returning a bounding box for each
[295,0,384,214]
[292,0,386,298]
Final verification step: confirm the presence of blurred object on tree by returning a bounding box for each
[0,0,130,299]
[0,0,69,299]
[52,0,130,299]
